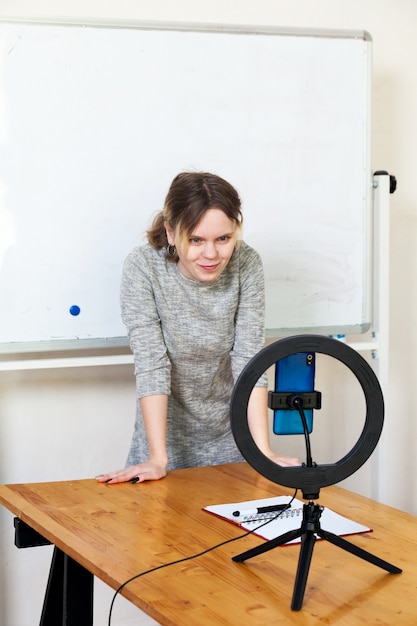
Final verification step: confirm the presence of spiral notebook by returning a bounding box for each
[203,496,371,544]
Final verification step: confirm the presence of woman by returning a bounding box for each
[98,172,299,484]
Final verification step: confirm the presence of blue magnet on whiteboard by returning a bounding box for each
[69,305,81,316]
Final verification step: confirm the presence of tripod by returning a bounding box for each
[232,498,402,610]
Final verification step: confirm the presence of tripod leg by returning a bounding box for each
[318,529,402,574]
[232,527,302,562]
[291,531,316,611]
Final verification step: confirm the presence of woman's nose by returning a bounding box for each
[203,241,217,258]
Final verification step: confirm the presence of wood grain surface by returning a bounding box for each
[0,463,414,624]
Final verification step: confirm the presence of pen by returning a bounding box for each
[232,503,291,517]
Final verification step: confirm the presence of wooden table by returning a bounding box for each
[0,462,415,625]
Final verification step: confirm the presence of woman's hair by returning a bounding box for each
[147,172,243,262]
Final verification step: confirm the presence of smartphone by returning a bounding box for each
[272,352,316,435]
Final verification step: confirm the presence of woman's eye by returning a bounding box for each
[190,237,201,244]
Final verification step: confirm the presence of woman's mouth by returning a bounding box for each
[199,264,219,271]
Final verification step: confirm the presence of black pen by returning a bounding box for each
[232,503,291,517]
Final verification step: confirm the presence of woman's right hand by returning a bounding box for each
[96,460,167,484]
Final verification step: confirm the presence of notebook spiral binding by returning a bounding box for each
[241,507,303,524]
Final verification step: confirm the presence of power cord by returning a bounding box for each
[107,488,298,625]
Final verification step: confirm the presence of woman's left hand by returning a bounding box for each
[267,452,301,467]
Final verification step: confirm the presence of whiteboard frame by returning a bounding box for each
[0,16,371,39]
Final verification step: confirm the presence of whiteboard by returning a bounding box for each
[0,21,372,351]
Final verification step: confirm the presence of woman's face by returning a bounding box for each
[166,208,237,283]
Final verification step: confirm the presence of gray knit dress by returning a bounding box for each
[121,240,267,470]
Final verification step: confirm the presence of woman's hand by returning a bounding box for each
[267,452,301,467]
[96,460,167,484]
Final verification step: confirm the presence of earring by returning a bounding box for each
[166,244,177,258]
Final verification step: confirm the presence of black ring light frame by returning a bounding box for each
[231,334,384,500]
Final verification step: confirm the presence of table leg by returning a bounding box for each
[39,546,94,626]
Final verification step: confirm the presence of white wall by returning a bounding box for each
[1,1,416,624]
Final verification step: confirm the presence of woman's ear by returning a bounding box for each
[164,221,175,246]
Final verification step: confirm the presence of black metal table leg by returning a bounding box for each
[40,546,94,626]
[14,518,94,625]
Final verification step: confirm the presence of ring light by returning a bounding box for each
[230,335,384,500]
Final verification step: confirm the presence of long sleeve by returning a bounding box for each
[230,244,268,386]
[120,247,171,397]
